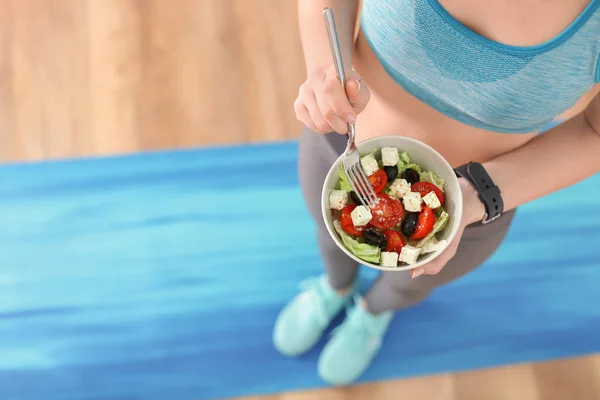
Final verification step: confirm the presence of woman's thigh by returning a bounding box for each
[297,128,347,224]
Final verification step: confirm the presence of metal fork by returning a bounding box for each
[323,7,379,208]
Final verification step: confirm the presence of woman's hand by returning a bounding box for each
[294,65,371,134]
[410,178,485,279]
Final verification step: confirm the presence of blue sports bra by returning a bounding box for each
[360,0,600,133]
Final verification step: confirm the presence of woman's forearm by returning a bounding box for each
[471,100,600,223]
[298,0,359,73]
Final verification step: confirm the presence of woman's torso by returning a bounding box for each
[352,0,600,167]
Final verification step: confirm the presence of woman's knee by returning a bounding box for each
[389,282,433,309]
[366,273,436,312]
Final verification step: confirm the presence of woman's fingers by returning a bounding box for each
[292,65,371,135]
[323,70,358,123]
[314,77,352,134]
[316,93,349,134]
[411,259,443,278]
[294,100,319,132]
[303,90,334,134]
[423,262,445,276]
[345,71,371,114]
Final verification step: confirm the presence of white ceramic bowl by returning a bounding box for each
[321,135,463,271]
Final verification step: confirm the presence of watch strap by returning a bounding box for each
[455,162,504,224]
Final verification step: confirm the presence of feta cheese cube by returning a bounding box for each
[380,251,399,267]
[360,154,379,176]
[329,190,349,210]
[350,205,372,227]
[399,245,421,264]
[423,191,441,209]
[402,192,422,212]
[381,147,399,166]
[389,179,411,199]
[421,238,448,254]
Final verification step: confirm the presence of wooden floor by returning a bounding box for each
[0,0,305,162]
[0,1,599,399]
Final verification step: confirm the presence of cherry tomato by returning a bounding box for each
[368,169,388,193]
[411,182,445,210]
[340,204,365,237]
[381,229,405,253]
[410,205,435,240]
[369,193,404,229]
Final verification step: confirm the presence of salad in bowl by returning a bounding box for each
[321,136,463,271]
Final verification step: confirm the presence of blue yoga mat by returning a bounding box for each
[1,141,599,400]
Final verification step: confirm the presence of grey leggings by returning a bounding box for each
[298,127,516,314]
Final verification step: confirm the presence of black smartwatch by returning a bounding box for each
[454,162,504,224]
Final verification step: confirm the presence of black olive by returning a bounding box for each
[350,191,366,205]
[401,213,419,237]
[401,168,420,184]
[363,228,387,250]
[383,165,398,182]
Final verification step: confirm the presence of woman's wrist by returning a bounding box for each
[304,52,353,77]
[459,177,486,225]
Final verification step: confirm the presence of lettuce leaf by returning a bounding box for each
[420,170,445,191]
[399,151,411,166]
[434,210,449,232]
[337,163,353,192]
[333,220,381,263]
[400,163,422,175]
[419,235,438,254]
[435,206,447,218]
[396,151,422,175]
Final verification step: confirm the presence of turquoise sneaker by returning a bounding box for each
[273,275,356,357]
[317,297,394,385]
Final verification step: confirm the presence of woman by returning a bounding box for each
[273,0,600,385]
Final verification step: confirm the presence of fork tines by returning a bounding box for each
[346,164,379,208]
